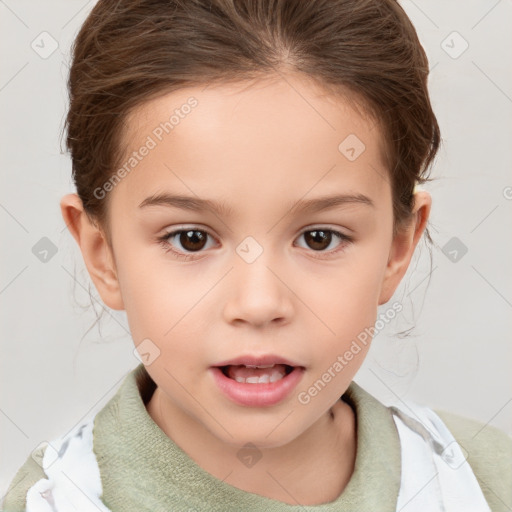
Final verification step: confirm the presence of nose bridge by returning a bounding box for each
[234,234,282,294]
[223,234,293,326]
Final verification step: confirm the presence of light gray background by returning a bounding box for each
[1,0,511,498]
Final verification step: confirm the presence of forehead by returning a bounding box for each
[113,75,390,212]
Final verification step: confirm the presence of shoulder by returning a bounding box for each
[1,443,48,511]
[434,408,512,512]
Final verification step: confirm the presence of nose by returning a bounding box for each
[222,250,294,328]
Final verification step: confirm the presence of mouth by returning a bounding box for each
[210,359,305,407]
[218,363,295,384]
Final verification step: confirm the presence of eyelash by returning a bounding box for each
[157,226,353,261]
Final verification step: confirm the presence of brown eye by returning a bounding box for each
[296,228,352,257]
[174,230,208,252]
[303,230,332,251]
[159,228,216,259]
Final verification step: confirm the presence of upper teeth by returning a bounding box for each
[244,364,275,368]
[236,369,285,384]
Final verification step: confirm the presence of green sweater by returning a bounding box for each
[3,364,511,511]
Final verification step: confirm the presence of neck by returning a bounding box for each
[146,387,357,506]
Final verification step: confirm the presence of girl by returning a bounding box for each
[3,0,511,510]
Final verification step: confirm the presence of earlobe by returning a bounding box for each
[378,191,432,305]
[60,193,125,311]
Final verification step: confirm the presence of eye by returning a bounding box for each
[157,227,217,261]
[157,226,353,261]
[295,228,352,258]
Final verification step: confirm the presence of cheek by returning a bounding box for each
[118,267,216,376]
[310,256,387,327]
[125,285,199,349]
[113,234,199,327]
[305,252,388,364]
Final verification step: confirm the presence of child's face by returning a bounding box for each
[88,74,426,448]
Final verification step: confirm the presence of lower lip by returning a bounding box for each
[210,366,305,407]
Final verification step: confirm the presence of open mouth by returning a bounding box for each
[210,363,305,406]
[219,364,295,384]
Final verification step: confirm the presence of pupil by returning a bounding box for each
[306,230,330,250]
[181,230,207,251]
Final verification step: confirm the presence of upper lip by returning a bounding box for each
[213,354,304,368]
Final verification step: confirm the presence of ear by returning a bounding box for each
[378,190,432,305]
[60,193,125,311]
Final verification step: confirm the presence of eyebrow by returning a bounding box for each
[138,192,374,217]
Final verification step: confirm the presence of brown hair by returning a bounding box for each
[62,0,440,339]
